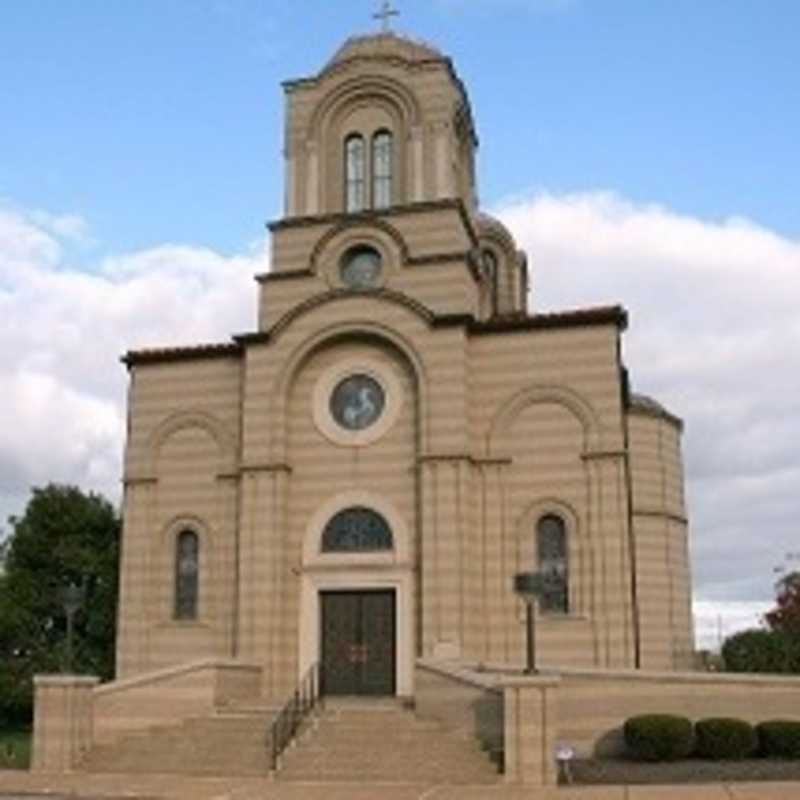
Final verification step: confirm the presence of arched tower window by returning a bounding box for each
[536,514,568,613]
[345,134,366,212]
[483,249,498,315]
[174,529,199,620]
[372,130,393,209]
[322,507,393,553]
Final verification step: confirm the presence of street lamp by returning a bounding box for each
[60,582,84,674]
[513,571,546,675]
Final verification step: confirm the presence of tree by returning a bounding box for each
[721,628,800,674]
[0,484,120,725]
[765,571,800,635]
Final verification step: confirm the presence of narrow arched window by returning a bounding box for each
[322,507,393,553]
[483,249,498,314]
[345,134,366,212]
[372,130,393,209]
[536,515,568,614]
[175,530,199,620]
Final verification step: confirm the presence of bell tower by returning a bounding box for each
[281,32,478,217]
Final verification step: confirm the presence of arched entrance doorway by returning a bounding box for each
[300,495,415,697]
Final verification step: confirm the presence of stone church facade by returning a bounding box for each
[117,32,693,703]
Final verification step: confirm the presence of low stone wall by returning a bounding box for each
[415,661,504,754]
[418,659,800,787]
[92,659,263,744]
[555,667,800,757]
[31,675,99,773]
[32,659,263,772]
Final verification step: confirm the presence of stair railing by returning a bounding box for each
[268,662,322,772]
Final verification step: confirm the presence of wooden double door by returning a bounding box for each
[320,590,396,696]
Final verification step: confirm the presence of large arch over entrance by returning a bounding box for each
[299,491,414,697]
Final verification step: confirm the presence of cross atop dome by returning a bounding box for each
[373,0,399,32]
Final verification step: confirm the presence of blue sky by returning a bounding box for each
[2,0,798,257]
[1,1,799,647]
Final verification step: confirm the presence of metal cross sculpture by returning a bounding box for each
[374,0,399,32]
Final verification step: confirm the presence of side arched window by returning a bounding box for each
[345,134,366,212]
[175,530,199,620]
[536,515,568,613]
[483,249,498,314]
[372,130,393,209]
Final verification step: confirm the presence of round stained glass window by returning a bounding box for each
[340,246,382,288]
[330,374,385,431]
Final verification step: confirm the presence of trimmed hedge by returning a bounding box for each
[623,714,694,762]
[694,717,757,760]
[757,720,800,758]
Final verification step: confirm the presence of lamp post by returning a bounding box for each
[513,572,545,675]
[61,582,84,674]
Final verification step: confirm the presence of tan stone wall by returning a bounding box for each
[92,660,261,746]
[32,676,98,773]
[629,410,693,670]
[117,357,242,677]
[464,324,634,669]
[262,204,480,329]
[420,660,800,786]
[556,667,800,757]
[415,663,504,755]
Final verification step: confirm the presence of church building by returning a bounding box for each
[117,28,693,703]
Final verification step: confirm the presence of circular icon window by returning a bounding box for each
[340,246,382,289]
[330,374,385,431]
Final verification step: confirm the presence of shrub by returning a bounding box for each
[694,717,757,760]
[623,714,694,761]
[757,720,800,758]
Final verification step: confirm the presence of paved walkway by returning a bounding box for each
[2,772,800,800]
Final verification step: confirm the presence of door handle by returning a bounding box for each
[348,644,369,664]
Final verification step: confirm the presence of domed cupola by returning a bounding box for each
[281,29,478,217]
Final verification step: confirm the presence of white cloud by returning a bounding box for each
[693,600,771,652]
[496,191,800,611]
[0,204,264,530]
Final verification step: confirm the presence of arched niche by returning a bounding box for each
[146,410,237,478]
[309,77,421,212]
[269,316,429,463]
[487,384,603,456]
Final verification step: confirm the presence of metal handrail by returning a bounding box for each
[268,662,322,772]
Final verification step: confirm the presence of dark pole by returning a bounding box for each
[65,608,75,673]
[61,582,83,674]
[524,600,537,675]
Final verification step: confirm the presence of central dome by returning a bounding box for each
[325,32,444,69]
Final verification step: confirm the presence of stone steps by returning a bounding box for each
[277,701,500,784]
[79,711,275,777]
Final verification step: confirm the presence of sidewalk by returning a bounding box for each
[2,771,800,800]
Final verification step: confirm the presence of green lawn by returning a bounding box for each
[0,728,31,770]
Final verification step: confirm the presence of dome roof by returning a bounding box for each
[326,32,445,69]
[630,393,683,428]
[475,213,517,251]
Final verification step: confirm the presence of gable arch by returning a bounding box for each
[487,384,602,455]
[269,318,428,462]
[146,410,237,476]
[269,288,435,340]
[309,216,410,276]
[302,489,410,567]
[309,75,421,140]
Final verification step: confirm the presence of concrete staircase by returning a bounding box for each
[277,699,501,784]
[79,707,274,777]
